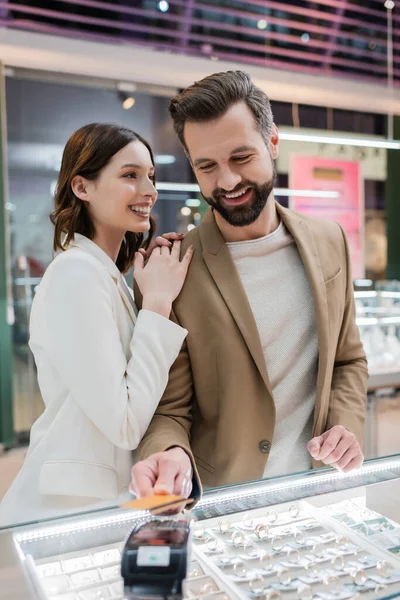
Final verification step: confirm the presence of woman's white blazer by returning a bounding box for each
[0,234,187,524]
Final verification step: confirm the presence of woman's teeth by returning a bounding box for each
[130,206,150,215]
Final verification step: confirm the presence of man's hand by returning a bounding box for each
[138,233,185,260]
[130,447,193,498]
[307,425,364,472]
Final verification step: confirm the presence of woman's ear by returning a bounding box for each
[71,175,90,202]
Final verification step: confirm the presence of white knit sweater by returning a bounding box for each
[227,221,318,477]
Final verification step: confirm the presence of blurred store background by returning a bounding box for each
[0,0,400,493]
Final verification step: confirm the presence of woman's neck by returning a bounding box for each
[92,228,124,264]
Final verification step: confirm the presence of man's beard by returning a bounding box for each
[203,170,277,228]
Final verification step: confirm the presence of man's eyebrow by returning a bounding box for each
[193,145,257,167]
[230,145,257,154]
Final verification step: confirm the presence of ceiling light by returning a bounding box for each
[122,96,135,110]
[185,198,201,207]
[301,33,310,43]
[276,189,340,198]
[154,154,176,165]
[5,202,16,211]
[157,0,169,12]
[180,206,191,216]
[279,131,400,150]
[385,0,395,10]
[158,182,200,192]
[117,82,137,93]
[158,182,340,198]
[257,19,268,30]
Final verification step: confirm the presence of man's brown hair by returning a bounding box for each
[169,70,274,156]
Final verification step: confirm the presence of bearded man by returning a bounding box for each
[131,70,368,501]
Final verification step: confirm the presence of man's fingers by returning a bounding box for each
[173,473,186,497]
[317,426,348,462]
[342,453,364,473]
[306,433,325,458]
[322,435,353,466]
[336,445,363,471]
[153,457,180,495]
[130,459,158,497]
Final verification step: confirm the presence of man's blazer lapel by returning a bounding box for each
[199,210,274,399]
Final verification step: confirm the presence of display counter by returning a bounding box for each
[2,455,400,600]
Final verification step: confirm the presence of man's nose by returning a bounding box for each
[217,168,242,192]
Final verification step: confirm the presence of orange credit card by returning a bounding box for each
[121,494,194,514]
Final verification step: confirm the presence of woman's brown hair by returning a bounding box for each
[50,123,156,273]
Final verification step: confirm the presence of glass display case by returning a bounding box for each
[355,284,400,391]
[2,455,400,600]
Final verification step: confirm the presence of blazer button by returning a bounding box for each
[259,440,271,453]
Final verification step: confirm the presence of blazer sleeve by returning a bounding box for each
[39,256,188,451]
[135,283,202,500]
[327,224,368,445]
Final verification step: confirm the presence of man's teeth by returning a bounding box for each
[130,206,150,214]
[225,187,249,199]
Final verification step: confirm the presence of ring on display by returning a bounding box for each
[188,562,203,578]
[249,575,265,594]
[258,551,274,572]
[232,530,246,547]
[271,536,284,552]
[194,525,206,539]
[218,519,232,534]
[376,560,392,578]
[293,530,306,546]
[277,567,291,585]
[200,582,217,594]
[266,510,278,524]
[255,523,270,539]
[217,547,233,566]
[350,568,367,586]
[286,547,300,563]
[242,514,256,529]
[296,583,313,600]
[243,540,261,558]
[304,560,319,579]
[205,536,219,552]
[311,541,324,557]
[289,504,300,519]
[355,549,369,564]
[335,535,349,551]
[232,559,247,578]
[323,574,341,590]
[331,554,345,571]
[265,591,282,600]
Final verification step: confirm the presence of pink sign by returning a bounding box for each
[289,155,364,278]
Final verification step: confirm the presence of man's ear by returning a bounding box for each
[269,123,279,161]
[71,175,90,202]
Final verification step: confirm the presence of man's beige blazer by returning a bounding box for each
[137,203,368,488]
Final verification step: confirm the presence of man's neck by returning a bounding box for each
[214,194,280,243]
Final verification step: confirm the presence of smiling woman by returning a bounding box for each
[0,123,193,525]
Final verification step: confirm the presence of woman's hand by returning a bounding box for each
[134,241,194,318]
[138,233,185,260]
